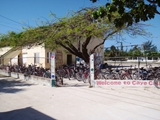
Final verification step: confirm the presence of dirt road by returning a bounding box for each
[0,76,160,120]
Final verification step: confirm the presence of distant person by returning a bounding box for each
[99,63,108,70]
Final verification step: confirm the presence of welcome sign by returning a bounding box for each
[95,80,156,87]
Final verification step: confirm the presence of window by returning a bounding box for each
[34,53,39,63]
[47,52,51,63]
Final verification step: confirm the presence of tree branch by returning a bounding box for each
[55,41,75,54]
[55,40,84,59]
[82,36,92,63]
[90,30,118,53]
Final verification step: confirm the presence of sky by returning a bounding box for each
[0,0,160,50]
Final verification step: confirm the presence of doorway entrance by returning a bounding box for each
[67,55,72,65]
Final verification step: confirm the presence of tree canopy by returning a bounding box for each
[90,0,160,28]
[0,7,151,63]
[104,40,159,59]
[142,40,157,52]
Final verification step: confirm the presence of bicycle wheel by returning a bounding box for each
[82,73,89,83]
[154,78,160,89]
[156,73,160,78]
[104,73,112,80]
[112,73,120,80]
[132,72,141,80]
[147,75,155,80]
[75,72,83,81]
[120,74,128,80]
[95,71,106,80]
[55,76,63,86]
[70,69,75,79]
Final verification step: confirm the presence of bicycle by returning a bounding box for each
[75,64,89,83]
[55,69,63,86]
[132,67,154,80]
[154,78,160,89]
[153,72,160,89]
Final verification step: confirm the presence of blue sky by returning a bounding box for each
[0,0,160,50]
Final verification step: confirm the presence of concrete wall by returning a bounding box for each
[0,69,50,86]
[0,47,22,65]
[1,37,104,68]
[22,46,77,68]
[22,45,46,67]
[0,47,12,55]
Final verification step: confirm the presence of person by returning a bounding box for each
[99,63,108,70]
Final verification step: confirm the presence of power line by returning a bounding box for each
[0,23,21,31]
[0,20,19,25]
[104,44,143,49]
[0,14,28,26]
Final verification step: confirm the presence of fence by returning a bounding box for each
[0,57,63,69]
[104,56,160,69]
[0,69,50,86]
[1,56,160,69]
[0,55,160,88]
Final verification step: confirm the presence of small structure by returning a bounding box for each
[0,38,104,68]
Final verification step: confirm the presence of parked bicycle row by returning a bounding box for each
[99,63,160,80]
[1,63,160,82]
[51,63,160,82]
[55,63,160,81]
[0,64,65,86]
[0,63,160,88]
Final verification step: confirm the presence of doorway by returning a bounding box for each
[67,55,72,65]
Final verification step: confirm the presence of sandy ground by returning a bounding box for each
[0,76,160,120]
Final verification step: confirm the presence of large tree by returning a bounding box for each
[0,7,151,63]
[142,40,157,52]
[90,0,160,28]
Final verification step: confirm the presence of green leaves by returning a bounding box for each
[91,0,160,28]
[93,7,106,18]
[92,11,99,19]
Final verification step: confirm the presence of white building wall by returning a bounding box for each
[0,47,12,56]
[22,45,45,67]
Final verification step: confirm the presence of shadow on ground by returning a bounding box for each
[0,107,56,120]
[61,79,90,87]
[62,83,89,87]
[0,76,33,93]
